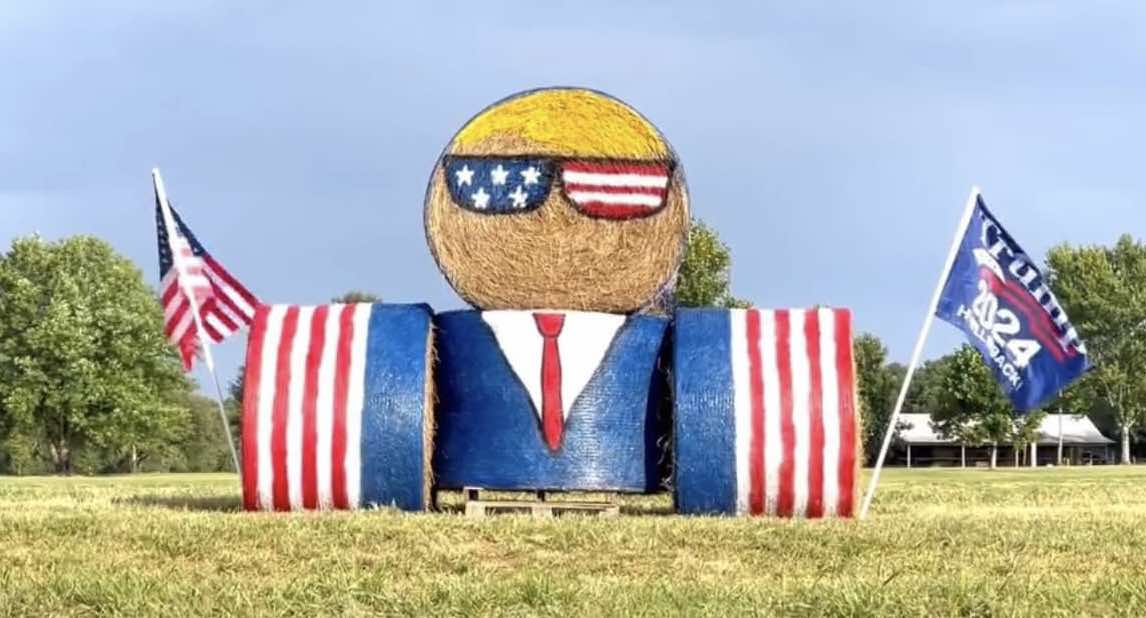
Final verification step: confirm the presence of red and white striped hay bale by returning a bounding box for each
[241,303,433,512]
[673,308,861,518]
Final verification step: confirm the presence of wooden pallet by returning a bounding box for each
[462,487,620,518]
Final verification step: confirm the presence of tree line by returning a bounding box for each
[1,227,1142,474]
[0,236,219,473]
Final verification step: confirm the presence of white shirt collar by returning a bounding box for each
[481,310,626,421]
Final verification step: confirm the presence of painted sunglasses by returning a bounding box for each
[443,155,673,220]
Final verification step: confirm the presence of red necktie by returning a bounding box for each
[533,312,565,451]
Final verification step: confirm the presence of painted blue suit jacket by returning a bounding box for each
[432,310,669,492]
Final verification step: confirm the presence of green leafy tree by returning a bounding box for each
[676,219,749,308]
[853,333,902,465]
[0,427,44,475]
[332,291,382,304]
[930,345,1015,469]
[225,370,244,442]
[901,359,943,415]
[0,236,191,474]
[168,393,232,472]
[1046,235,1146,464]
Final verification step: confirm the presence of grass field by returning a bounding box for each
[3,468,1146,616]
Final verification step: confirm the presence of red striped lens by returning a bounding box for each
[559,161,671,220]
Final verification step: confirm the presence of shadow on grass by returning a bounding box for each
[114,494,242,512]
[118,491,677,516]
[431,490,676,517]
[620,502,675,516]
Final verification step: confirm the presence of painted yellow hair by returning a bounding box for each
[450,88,670,159]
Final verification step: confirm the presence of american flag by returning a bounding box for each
[156,197,259,371]
[560,161,670,219]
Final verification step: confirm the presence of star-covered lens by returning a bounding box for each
[444,157,553,214]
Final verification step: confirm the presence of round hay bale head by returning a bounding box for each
[424,87,690,314]
[240,303,434,512]
[432,309,669,492]
[673,307,861,517]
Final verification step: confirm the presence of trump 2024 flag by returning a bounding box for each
[935,194,1089,410]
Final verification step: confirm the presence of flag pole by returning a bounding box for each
[153,168,242,475]
[1057,395,1064,465]
[858,186,981,519]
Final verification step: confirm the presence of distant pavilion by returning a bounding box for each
[894,413,1115,468]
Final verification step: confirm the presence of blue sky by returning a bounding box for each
[3,1,1143,388]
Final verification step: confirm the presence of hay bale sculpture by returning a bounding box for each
[427,89,688,492]
[240,86,859,517]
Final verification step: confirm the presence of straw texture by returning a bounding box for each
[424,88,690,313]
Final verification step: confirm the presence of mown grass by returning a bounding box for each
[2,467,1146,616]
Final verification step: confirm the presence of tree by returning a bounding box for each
[902,360,940,415]
[1046,235,1146,463]
[226,368,244,436]
[167,393,233,472]
[0,236,192,474]
[676,219,749,308]
[0,424,43,475]
[332,291,382,304]
[930,345,1015,469]
[853,333,901,464]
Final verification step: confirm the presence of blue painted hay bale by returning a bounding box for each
[432,309,669,492]
[241,303,433,512]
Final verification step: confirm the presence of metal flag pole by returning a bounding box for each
[153,168,242,475]
[1057,396,1064,465]
[858,186,981,520]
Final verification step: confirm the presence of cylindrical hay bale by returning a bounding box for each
[432,309,669,492]
[673,308,861,517]
[240,303,434,512]
[424,87,690,314]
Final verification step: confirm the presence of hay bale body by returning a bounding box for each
[432,309,668,492]
[240,303,434,512]
[673,308,861,518]
[424,88,690,314]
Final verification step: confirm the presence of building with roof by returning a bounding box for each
[893,413,1114,468]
